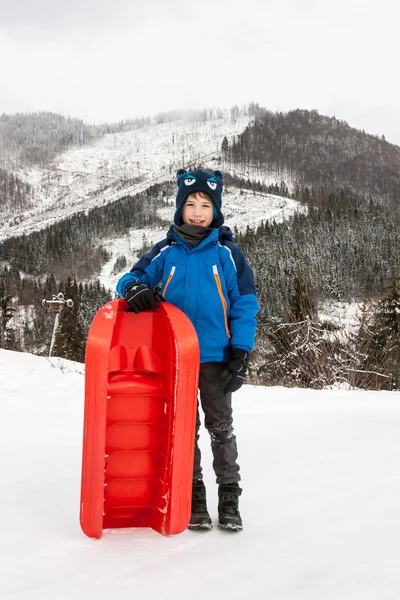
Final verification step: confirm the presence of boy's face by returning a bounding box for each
[182,193,214,227]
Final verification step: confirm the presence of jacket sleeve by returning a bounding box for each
[116,239,169,297]
[221,242,259,353]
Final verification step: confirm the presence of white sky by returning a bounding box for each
[1,0,400,145]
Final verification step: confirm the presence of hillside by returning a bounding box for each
[0,111,100,169]
[0,112,252,241]
[1,348,400,599]
[229,108,400,205]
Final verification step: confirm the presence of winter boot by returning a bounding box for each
[188,480,213,530]
[218,483,243,531]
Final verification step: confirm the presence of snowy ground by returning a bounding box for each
[1,348,400,599]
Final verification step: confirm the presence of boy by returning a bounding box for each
[116,168,258,531]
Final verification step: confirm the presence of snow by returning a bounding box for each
[1,348,400,599]
[319,300,363,334]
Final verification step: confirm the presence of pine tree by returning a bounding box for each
[53,278,85,362]
[0,282,16,349]
[289,276,316,322]
[263,275,344,388]
[221,136,229,158]
[358,277,400,389]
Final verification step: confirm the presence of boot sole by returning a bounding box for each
[218,523,243,532]
[188,522,213,531]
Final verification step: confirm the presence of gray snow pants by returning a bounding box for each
[193,362,241,485]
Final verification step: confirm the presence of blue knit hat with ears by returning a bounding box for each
[174,168,224,227]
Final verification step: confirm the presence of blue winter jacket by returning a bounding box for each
[116,226,259,364]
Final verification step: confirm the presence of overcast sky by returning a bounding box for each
[1,0,400,144]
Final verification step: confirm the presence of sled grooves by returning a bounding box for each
[80,299,199,537]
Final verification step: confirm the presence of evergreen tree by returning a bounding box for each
[289,275,316,322]
[53,278,85,362]
[357,277,400,389]
[221,136,229,158]
[259,275,345,388]
[0,282,16,349]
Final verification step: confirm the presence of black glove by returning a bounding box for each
[220,349,250,395]
[125,282,157,314]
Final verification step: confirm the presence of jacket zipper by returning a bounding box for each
[162,265,176,297]
[213,265,231,339]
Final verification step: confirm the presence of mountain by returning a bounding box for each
[2,105,400,244]
[228,107,400,206]
[0,109,287,241]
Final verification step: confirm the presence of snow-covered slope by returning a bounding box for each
[1,348,400,599]
[1,115,299,243]
[1,117,245,239]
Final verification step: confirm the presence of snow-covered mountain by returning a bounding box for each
[1,114,299,243]
[2,348,400,599]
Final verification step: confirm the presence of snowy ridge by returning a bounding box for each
[1,116,248,240]
[1,115,298,243]
[1,348,400,599]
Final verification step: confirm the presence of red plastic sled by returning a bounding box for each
[80,299,199,538]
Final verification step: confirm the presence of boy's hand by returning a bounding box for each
[220,349,250,394]
[125,282,157,314]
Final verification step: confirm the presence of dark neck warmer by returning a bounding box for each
[174,223,213,247]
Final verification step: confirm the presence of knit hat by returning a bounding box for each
[174,168,224,227]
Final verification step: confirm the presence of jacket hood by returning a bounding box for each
[218,226,234,242]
